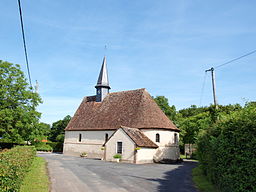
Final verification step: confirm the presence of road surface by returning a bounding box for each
[39,153,198,192]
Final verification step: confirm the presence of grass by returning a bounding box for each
[180,154,198,162]
[20,156,50,192]
[192,165,218,192]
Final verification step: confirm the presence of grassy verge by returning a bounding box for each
[192,166,218,192]
[180,154,198,162]
[20,157,50,192]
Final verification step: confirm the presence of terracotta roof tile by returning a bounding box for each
[121,126,158,148]
[65,88,179,131]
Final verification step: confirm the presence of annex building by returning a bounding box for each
[63,57,180,163]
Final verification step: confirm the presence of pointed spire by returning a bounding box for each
[95,56,110,89]
[95,56,111,102]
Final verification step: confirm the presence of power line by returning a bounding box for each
[17,0,32,88]
[215,49,256,69]
[199,72,207,106]
[203,49,256,107]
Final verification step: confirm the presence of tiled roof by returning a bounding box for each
[120,126,158,148]
[65,88,179,131]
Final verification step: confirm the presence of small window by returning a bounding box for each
[78,133,82,142]
[117,142,122,154]
[174,133,178,144]
[105,133,109,142]
[156,133,160,142]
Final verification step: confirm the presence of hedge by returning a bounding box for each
[47,142,63,152]
[32,141,63,152]
[34,142,53,152]
[0,146,36,192]
[197,105,256,192]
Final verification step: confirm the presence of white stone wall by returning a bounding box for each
[105,129,135,163]
[141,129,180,161]
[64,129,180,163]
[141,129,179,146]
[136,147,156,164]
[63,130,114,158]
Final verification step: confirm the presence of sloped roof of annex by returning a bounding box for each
[103,126,158,148]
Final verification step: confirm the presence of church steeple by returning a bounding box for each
[95,56,110,102]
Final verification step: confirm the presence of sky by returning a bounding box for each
[0,0,255,124]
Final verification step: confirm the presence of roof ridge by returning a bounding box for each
[108,88,146,95]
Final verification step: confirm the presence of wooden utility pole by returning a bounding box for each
[206,67,218,108]
[35,80,39,94]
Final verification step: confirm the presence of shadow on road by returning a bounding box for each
[127,161,198,192]
[153,161,198,192]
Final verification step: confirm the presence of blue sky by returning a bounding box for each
[0,0,255,124]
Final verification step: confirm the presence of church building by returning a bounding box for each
[63,57,180,163]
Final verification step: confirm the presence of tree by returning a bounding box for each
[178,105,208,118]
[0,60,42,143]
[154,96,177,121]
[49,115,71,142]
[177,104,243,144]
[32,122,51,142]
[178,111,211,145]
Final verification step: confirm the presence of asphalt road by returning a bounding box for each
[39,153,198,192]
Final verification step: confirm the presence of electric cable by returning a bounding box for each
[199,71,207,106]
[17,0,32,88]
[215,49,256,69]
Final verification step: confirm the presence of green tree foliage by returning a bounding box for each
[177,104,243,145]
[178,112,212,145]
[178,105,208,118]
[49,115,71,142]
[154,96,177,121]
[32,122,51,142]
[0,61,42,143]
[197,104,256,192]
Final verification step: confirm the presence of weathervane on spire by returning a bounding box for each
[104,45,107,56]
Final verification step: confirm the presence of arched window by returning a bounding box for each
[105,133,109,142]
[78,133,82,142]
[156,133,160,142]
[174,133,178,144]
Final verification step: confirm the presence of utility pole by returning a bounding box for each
[35,80,39,94]
[205,67,218,108]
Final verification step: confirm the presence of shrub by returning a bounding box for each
[0,146,36,191]
[80,152,87,157]
[35,142,53,152]
[197,105,256,192]
[47,142,63,152]
[113,154,122,159]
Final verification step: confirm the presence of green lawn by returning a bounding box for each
[180,154,186,159]
[20,156,50,192]
[192,166,218,192]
